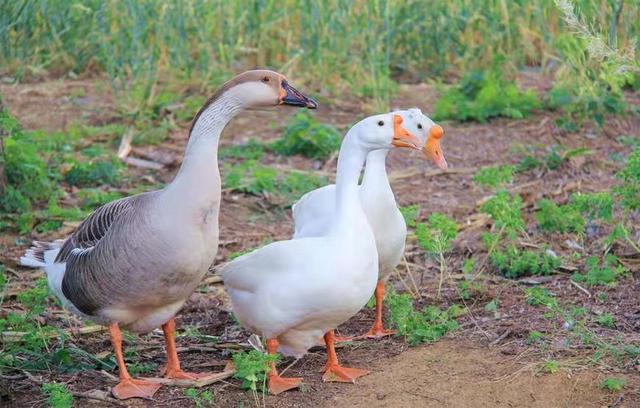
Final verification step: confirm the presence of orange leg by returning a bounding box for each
[363,280,396,339]
[109,323,161,400]
[161,318,207,380]
[322,330,369,383]
[266,338,302,395]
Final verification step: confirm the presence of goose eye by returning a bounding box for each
[262,76,270,83]
[377,120,384,126]
[417,123,423,129]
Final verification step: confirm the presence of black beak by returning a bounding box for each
[279,80,318,109]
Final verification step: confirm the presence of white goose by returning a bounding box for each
[292,109,447,339]
[20,70,317,400]
[221,113,424,394]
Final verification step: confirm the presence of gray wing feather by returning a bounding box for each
[57,194,151,315]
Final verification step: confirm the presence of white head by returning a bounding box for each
[349,112,423,154]
[394,108,448,170]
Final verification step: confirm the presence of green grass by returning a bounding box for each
[600,377,626,392]
[434,61,540,123]
[473,165,515,189]
[387,291,462,346]
[572,255,627,286]
[536,198,585,234]
[490,246,561,279]
[42,383,73,408]
[270,111,341,160]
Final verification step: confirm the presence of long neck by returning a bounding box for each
[334,130,368,223]
[164,91,244,206]
[361,149,391,190]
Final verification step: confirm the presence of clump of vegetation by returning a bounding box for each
[434,62,540,123]
[515,145,592,173]
[480,191,525,237]
[490,246,561,279]
[270,111,341,160]
[615,146,640,212]
[399,204,419,228]
[64,158,122,187]
[0,105,60,213]
[223,161,327,203]
[42,383,73,408]
[232,350,278,393]
[473,165,515,189]
[571,192,613,222]
[535,198,584,234]
[596,313,615,328]
[572,255,627,287]
[387,291,462,346]
[184,388,214,408]
[600,377,626,392]
[220,139,265,161]
[416,212,458,297]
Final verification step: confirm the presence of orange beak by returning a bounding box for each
[423,124,448,170]
[391,115,422,150]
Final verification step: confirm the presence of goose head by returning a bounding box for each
[212,69,317,110]
[396,108,448,170]
[352,113,423,153]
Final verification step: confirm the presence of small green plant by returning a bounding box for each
[527,330,544,344]
[570,192,613,222]
[480,191,525,237]
[490,246,561,279]
[219,139,265,161]
[572,255,627,286]
[524,287,558,308]
[434,62,540,123]
[270,111,341,160]
[600,377,626,392]
[416,212,458,297]
[232,349,278,393]
[596,313,615,328]
[42,383,73,408]
[473,165,515,189]
[399,204,419,228]
[615,146,640,212]
[387,291,462,346]
[542,359,560,374]
[184,388,214,408]
[76,188,124,209]
[535,198,584,234]
[64,158,122,187]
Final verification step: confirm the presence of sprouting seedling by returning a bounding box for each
[416,212,458,297]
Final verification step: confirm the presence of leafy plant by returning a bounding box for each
[572,255,627,286]
[615,146,640,212]
[480,191,525,237]
[570,192,613,222]
[600,377,626,392]
[416,212,458,296]
[42,383,73,408]
[473,165,515,189]
[184,388,214,408]
[387,291,462,346]
[434,62,540,123]
[64,159,122,187]
[232,350,278,392]
[490,246,561,279]
[399,204,419,228]
[219,139,265,161]
[596,313,615,328]
[542,359,560,374]
[270,111,341,160]
[535,198,584,234]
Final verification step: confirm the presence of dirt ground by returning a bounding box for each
[1,76,639,407]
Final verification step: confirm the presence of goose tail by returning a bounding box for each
[20,240,64,268]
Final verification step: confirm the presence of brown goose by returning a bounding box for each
[20,70,317,399]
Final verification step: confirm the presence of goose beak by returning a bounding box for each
[279,79,318,109]
[423,124,448,170]
[391,115,422,150]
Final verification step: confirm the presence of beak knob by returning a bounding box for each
[430,124,444,140]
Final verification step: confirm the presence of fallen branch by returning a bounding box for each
[389,166,477,182]
[141,368,235,387]
[570,280,592,298]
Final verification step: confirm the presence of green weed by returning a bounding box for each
[64,159,121,187]
[219,139,265,161]
[416,212,458,296]
[542,359,560,374]
[42,383,73,408]
[434,62,540,123]
[572,255,627,286]
[399,204,420,228]
[232,349,278,393]
[615,146,640,212]
[387,291,462,346]
[184,388,214,408]
[600,377,626,392]
[535,199,584,234]
[270,112,341,160]
[473,165,515,189]
[527,330,544,344]
[480,191,525,237]
[595,313,615,328]
[570,192,614,222]
[490,246,561,279]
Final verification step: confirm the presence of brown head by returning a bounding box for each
[190,70,317,134]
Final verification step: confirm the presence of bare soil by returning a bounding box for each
[1,77,639,407]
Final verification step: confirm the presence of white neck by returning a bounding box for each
[334,129,369,226]
[163,91,244,208]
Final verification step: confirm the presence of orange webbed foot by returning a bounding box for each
[111,378,162,400]
[363,326,396,339]
[163,367,209,380]
[322,364,369,383]
[268,374,303,395]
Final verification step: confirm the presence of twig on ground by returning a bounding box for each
[141,368,235,387]
[570,280,592,298]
